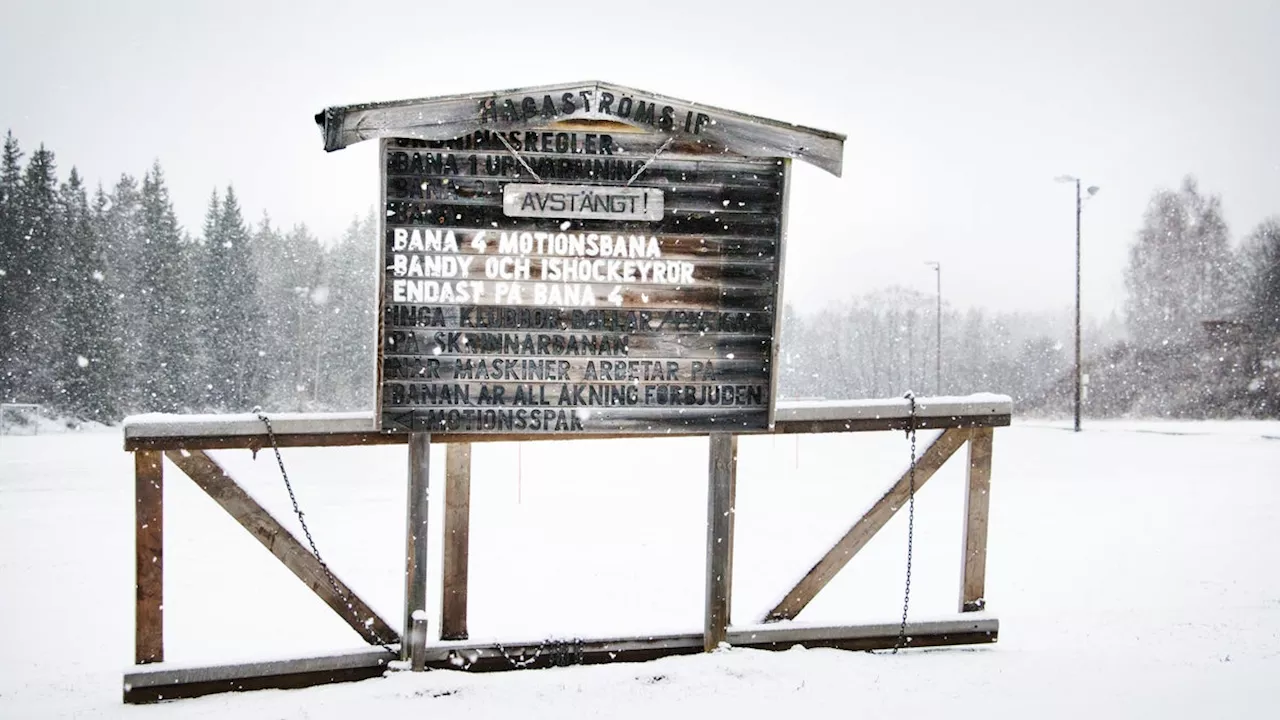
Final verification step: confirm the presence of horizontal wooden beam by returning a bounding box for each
[123,396,1011,451]
[123,647,395,704]
[727,617,998,651]
[122,617,997,703]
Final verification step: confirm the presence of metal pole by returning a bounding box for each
[924,261,942,395]
[935,264,942,395]
[1074,180,1082,433]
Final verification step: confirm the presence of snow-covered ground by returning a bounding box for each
[2,419,1279,718]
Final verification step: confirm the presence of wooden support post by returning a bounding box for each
[135,451,164,664]
[441,442,472,640]
[961,427,994,612]
[409,612,429,672]
[162,449,398,646]
[704,433,738,652]
[403,433,431,662]
[762,427,972,622]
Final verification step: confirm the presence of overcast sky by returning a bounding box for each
[3,0,1277,318]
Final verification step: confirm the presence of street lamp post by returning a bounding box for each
[924,261,941,395]
[1054,175,1099,432]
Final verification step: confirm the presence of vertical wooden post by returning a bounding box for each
[960,427,993,612]
[134,450,164,664]
[409,612,429,672]
[440,442,472,640]
[403,433,431,664]
[704,433,738,652]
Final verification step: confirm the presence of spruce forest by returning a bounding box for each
[1,131,1277,423]
[0,132,376,422]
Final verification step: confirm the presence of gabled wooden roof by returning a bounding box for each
[315,80,845,176]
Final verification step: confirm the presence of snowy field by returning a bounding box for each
[2,419,1279,718]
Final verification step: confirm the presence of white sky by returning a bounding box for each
[3,0,1277,317]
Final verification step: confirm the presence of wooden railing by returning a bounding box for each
[121,394,1011,703]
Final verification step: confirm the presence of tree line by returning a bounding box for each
[777,288,1123,406]
[2,127,1276,422]
[0,131,377,422]
[781,175,1279,417]
[1124,176,1279,348]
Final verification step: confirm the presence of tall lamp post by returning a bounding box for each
[1054,175,1099,432]
[924,261,941,395]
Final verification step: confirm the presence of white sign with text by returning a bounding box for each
[502,183,664,221]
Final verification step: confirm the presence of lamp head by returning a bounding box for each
[1054,175,1077,184]
[1086,185,1100,196]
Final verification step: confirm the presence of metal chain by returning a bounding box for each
[494,132,544,182]
[625,136,675,186]
[492,636,583,669]
[893,392,918,653]
[253,407,399,658]
[493,638,548,669]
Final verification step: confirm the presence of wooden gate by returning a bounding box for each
[122,394,1008,703]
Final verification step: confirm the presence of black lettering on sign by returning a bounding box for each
[416,408,584,432]
[634,101,655,126]
[640,384,766,406]
[478,92,719,138]
[659,105,676,131]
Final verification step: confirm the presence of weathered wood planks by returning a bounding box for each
[372,87,794,437]
[134,451,164,664]
[961,427,994,612]
[123,618,995,703]
[704,433,738,652]
[441,442,472,640]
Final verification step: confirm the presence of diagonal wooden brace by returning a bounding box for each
[762,427,972,622]
[163,449,399,646]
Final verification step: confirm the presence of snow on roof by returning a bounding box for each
[315,80,845,176]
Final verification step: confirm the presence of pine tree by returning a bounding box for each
[87,183,124,420]
[57,168,119,420]
[316,214,377,409]
[103,174,146,411]
[11,145,62,404]
[252,217,323,410]
[186,189,220,407]
[202,185,263,410]
[0,131,24,401]
[137,162,194,411]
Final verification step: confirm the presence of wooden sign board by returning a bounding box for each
[317,82,844,436]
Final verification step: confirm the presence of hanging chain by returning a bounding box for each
[492,636,583,669]
[893,392,919,653]
[625,136,675,186]
[495,132,544,182]
[253,407,399,658]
